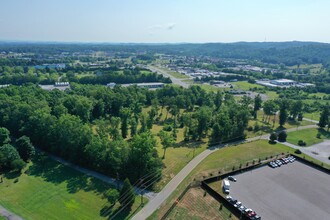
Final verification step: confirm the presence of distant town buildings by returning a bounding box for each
[34,64,66,69]
[256,79,314,88]
[40,82,70,91]
[107,82,164,89]
[0,84,10,88]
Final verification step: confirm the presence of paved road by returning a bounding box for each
[303,117,319,124]
[0,205,23,220]
[147,65,190,88]
[42,151,157,199]
[132,124,318,220]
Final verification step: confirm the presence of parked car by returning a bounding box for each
[226,195,234,202]
[238,205,246,212]
[250,215,261,220]
[275,160,282,166]
[230,199,238,205]
[228,176,237,182]
[234,201,242,208]
[270,162,278,168]
[247,210,257,217]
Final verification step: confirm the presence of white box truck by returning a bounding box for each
[222,179,230,194]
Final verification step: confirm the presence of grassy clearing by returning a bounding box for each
[264,91,279,99]
[166,187,237,220]
[0,216,6,220]
[304,112,320,121]
[0,153,145,220]
[231,81,265,91]
[151,121,207,191]
[286,128,330,146]
[158,67,189,79]
[245,110,315,138]
[168,71,189,79]
[141,107,209,191]
[192,140,290,176]
[196,84,222,92]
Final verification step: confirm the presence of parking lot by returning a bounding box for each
[229,160,330,220]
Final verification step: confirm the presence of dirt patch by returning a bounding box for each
[166,187,237,220]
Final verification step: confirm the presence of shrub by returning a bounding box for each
[277,131,287,142]
[254,123,260,132]
[298,140,306,146]
[316,133,321,139]
[163,125,173,132]
[10,159,26,172]
[247,126,253,131]
[269,132,278,143]
[295,149,302,154]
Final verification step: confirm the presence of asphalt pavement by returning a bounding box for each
[230,161,330,220]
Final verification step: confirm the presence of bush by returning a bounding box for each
[269,132,278,143]
[163,125,172,132]
[316,133,321,139]
[254,123,260,132]
[277,131,287,142]
[247,126,253,131]
[295,149,302,154]
[298,140,306,146]
[10,159,26,172]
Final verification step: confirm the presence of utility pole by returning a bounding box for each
[140,179,145,207]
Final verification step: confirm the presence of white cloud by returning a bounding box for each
[166,23,176,30]
[148,23,176,31]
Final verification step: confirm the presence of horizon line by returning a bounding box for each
[0,40,329,45]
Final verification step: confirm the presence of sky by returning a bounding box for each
[0,0,329,43]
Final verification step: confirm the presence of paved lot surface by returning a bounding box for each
[303,140,330,163]
[229,161,330,220]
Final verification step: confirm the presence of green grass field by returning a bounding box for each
[286,128,330,146]
[196,84,223,92]
[0,216,6,220]
[192,140,290,176]
[304,111,320,121]
[264,91,279,99]
[0,153,145,220]
[231,81,265,90]
[245,110,315,138]
[158,67,189,79]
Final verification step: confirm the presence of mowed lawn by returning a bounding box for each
[286,128,330,146]
[0,153,143,220]
[231,81,265,90]
[245,110,315,139]
[193,140,291,176]
[151,122,208,191]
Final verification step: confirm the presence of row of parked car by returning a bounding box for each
[226,195,261,220]
[268,156,296,168]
